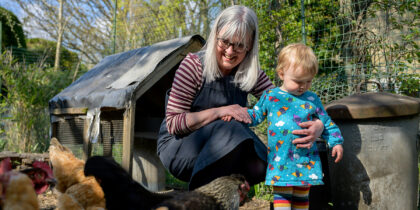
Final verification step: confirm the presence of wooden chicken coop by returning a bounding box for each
[49,35,205,191]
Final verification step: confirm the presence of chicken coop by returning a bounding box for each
[49,35,205,192]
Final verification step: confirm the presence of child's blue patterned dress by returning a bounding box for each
[248,87,343,186]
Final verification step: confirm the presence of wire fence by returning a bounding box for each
[307,0,419,102]
[6,46,80,68]
[248,0,419,103]
[108,0,419,102]
[4,1,418,104]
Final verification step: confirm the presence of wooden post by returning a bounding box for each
[51,121,57,139]
[82,117,92,161]
[122,101,135,174]
[132,134,166,192]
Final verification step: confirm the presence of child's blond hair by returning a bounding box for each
[276,43,318,76]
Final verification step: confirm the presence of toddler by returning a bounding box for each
[247,43,343,210]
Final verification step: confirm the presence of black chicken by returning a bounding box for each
[84,156,250,210]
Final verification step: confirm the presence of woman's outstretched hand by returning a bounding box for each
[292,119,324,149]
[186,104,250,132]
[217,104,251,124]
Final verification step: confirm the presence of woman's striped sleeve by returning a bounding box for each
[250,70,275,97]
[166,53,203,135]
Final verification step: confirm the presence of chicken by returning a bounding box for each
[155,174,250,210]
[48,137,105,210]
[84,155,174,210]
[84,155,250,210]
[153,190,220,210]
[0,157,39,210]
[194,174,250,209]
[20,160,55,194]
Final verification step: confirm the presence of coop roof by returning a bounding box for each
[49,35,205,112]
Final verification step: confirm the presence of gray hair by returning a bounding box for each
[201,5,259,91]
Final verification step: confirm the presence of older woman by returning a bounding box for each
[157,5,324,190]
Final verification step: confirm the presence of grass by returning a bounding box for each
[165,171,188,190]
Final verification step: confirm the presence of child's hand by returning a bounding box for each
[221,115,233,122]
[331,144,343,163]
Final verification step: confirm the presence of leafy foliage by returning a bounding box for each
[0,52,86,152]
[396,71,420,97]
[366,0,419,97]
[233,0,342,87]
[0,6,26,49]
[7,38,83,72]
[27,38,81,70]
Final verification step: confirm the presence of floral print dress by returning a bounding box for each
[248,87,344,186]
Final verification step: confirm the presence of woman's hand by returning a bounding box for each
[216,104,251,124]
[186,104,250,131]
[291,119,324,149]
[221,115,233,122]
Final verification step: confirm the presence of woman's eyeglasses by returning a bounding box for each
[217,38,248,53]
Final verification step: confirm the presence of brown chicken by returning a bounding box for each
[84,155,250,210]
[155,174,250,210]
[0,157,39,210]
[48,138,105,210]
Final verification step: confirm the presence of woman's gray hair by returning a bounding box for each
[201,5,259,91]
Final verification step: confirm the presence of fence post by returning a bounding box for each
[0,21,2,96]
[0,21,2,53]
[300,0,306,44]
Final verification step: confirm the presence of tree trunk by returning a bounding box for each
[54,0,64,72]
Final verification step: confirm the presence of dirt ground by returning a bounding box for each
[38,189,58,210]
[38,189,271,210]
[240,197,271,210]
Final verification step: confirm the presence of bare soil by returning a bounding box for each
[38,189,58,210]
[240,197,271,210]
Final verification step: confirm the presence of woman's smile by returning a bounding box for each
[223,52,237,62]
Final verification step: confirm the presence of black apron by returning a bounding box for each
[157,61,267,184]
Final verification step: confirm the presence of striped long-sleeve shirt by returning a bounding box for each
[166,53,275,135]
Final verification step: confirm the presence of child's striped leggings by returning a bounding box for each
[273,186,310,210]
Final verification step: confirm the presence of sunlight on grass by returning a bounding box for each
[165,171,188,190]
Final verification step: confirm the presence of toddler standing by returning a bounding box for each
[247,43,344,210]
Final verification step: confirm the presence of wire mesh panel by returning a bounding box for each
[53,116,85,159]
[94,111,124,164]
[52,111,124,163]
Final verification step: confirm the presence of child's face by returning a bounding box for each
[279,66,314,96]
